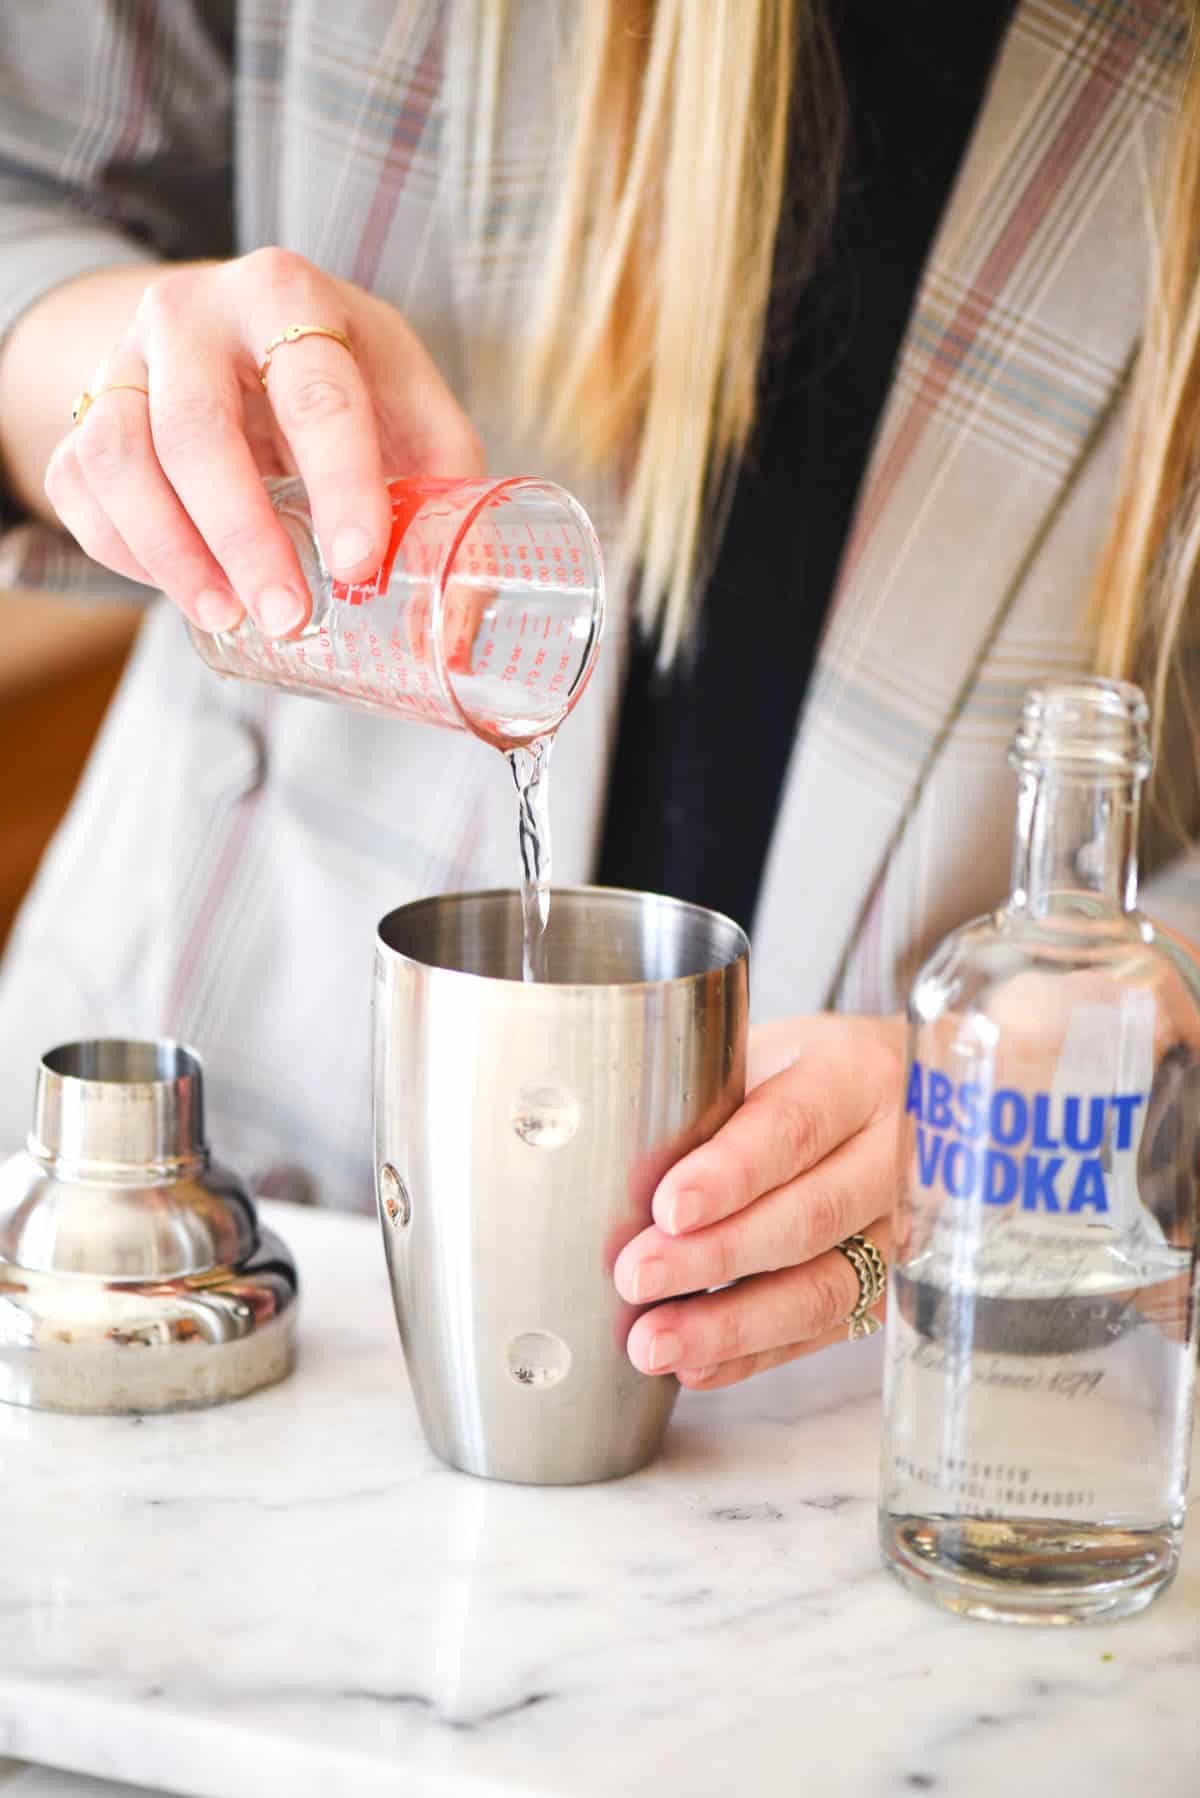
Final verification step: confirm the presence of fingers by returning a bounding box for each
[677,1329,851,1391]
[136,284,310,636]
[44,436,154,589]
[237,255,392,584]
[67,376,244,631]
[615,1118,892,1305]
[651,1027,900,1236]
[263,333,391,580]
[625,1215,893,1383]
[45,250,487,635]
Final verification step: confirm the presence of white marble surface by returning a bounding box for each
[2,1200,1198,1798]
[0,1761,159,1796]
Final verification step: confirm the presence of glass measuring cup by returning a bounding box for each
[187,476,605,748]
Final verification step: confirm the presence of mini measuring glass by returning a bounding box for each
[188,476,605,748]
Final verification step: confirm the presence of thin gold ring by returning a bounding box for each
[71,385,150,426]
[834,1232,887,1341]
[258,324,353,390]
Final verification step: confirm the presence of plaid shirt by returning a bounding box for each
[0,0,1193,1208]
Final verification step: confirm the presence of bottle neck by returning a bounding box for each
[1011,768,1142,917]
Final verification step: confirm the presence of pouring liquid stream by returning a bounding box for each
[508,736,553,982]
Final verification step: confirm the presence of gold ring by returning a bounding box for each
[258,324,353,390]
[834,1232,887,1340]
[71,385,150,426]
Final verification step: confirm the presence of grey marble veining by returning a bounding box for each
[1,1202,1197,1797]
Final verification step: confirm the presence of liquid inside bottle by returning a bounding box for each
[879,679,1200,1624]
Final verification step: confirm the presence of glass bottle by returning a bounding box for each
[879,678,1200,1624]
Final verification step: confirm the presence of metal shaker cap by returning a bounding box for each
[0,1039,298,1413]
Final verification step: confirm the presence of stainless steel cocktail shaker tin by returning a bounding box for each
[373,887,749,1485]
[0,1039,298,1412]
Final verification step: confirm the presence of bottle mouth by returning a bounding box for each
[1009,677,1152,779]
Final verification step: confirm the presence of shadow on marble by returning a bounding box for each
[0,1766,169,1797]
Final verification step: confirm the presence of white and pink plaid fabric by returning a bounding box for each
[0,1,1192,1207]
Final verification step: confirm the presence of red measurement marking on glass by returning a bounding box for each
[319,623,336,675]
[408,597,430,667]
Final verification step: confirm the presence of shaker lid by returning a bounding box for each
[0,1038,298,1414]
[30,1038,206,1168]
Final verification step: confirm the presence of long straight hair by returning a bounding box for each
[489,0,1200,811]
[486,0,841,664]
[1089,5,1200,835]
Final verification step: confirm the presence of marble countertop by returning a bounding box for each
[2,1200,1198,1798]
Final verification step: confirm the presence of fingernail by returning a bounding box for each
[193,588,242,633]
[666,1189,704,1235]
[647,1330,682,1373]
[255,584,307,638]
[632,1257,668,1304]
[331,525,373,572]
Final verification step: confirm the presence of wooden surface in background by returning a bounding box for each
[0,592,141,950]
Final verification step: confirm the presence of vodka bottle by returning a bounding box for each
[879,679,1200,1624]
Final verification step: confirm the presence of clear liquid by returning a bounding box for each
[507,737,553,983]
[881,1241,1196,1622]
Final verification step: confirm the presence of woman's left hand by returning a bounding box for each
[613,1013,906,1388]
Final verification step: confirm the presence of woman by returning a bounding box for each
[0,1,1197,1390]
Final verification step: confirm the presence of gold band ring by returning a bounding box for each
[71,385,150,426]
[258,324,353,390]
[834,1232,887,1341]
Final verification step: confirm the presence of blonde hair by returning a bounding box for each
[492,0,1200,785]
[1090,4,1200,839]
[488,0,839,663]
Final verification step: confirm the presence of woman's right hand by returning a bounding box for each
[43,249,484,635]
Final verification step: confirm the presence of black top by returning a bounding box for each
[596,0,1017,932]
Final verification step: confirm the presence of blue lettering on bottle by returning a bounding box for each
[1031,1095,1061,1151]
[915,1123,943,1188]
[905,1061,924,1120]
[1110,1092,1145,1151]
[984,1149,1019,1206]
[1062,1095,1105,1154]
[905,1064,1145,1215]
[1067,1157,1108,1213]
[957,1082,986,1141]
[927,1071,955,1130]
[1021,1154,1063,1212]
[990,1089,1028,1147]
[943,1140,977,1198]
